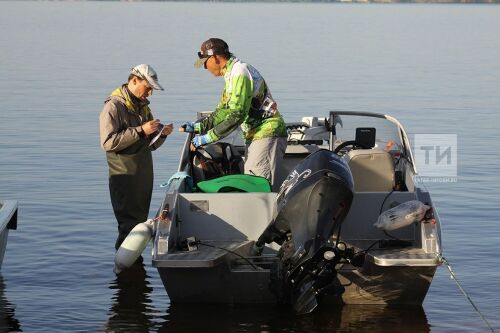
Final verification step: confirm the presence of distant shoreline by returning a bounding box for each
[67,0,500,3]
[108,0,500,3]
[88,0,500,3]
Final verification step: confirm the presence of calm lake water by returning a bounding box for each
[1,1,499,332]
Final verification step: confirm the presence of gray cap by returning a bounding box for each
[130,64,164,90]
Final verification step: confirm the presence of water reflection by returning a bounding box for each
[105,263,160,332]
[160,303,429,332]
[0,275,21,332]
[105,265,425,333]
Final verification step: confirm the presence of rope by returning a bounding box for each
[439,254,496,333]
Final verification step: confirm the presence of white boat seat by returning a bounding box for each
[345,148,395,192]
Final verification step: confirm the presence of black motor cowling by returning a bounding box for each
[258,149,353,249]
[256,149,354,314]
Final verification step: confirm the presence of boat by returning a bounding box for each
[122,111,443,314]
[0,200,18,269]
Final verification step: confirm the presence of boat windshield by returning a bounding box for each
[333,114,405,154]
[195,111,411,166]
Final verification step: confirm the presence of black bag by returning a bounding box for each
[191,143,244,183]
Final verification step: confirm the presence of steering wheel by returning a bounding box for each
[333,140,370,155]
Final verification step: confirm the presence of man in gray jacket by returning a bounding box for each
[100,64,173,250]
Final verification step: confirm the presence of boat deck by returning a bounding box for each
[345,240,441,267]
[154,240,254,268]
[367,247,441,266]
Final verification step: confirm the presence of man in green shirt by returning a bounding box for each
[180,38,287,191]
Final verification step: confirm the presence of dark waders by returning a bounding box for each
[107,140,153,250]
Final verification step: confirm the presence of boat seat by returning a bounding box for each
[345,148,395,192]
[282,144,321,176]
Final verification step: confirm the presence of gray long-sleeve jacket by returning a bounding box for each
[99,85,166,176]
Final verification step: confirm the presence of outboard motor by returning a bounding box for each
[256,150,354,314]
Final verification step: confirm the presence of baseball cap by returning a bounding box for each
[130,64,164,90]
[194,38,230,68]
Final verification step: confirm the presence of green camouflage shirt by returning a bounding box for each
[194,57,286,144]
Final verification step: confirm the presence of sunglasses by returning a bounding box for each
[197,52,212,69]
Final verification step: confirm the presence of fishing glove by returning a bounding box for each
[191,134,213,148]
[181,121,195,133]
